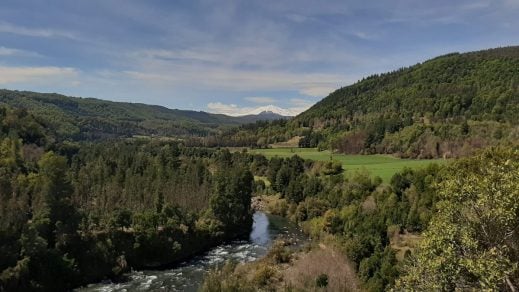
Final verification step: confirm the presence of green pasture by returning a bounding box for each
[249,148,447,182]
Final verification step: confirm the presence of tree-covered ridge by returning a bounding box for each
[0,90,286,141]
[301,46,519,123]
[0,106,256,290]
[221,46,519,158]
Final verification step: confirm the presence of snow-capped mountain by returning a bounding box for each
[241,105,294,117]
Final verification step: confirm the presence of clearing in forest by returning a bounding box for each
[249,148,446,182]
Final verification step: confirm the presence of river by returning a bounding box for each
[78,211,305,292]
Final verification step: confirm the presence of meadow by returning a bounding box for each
[249,148,447,182]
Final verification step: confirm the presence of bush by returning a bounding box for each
[253,265,275,286]
[267,241,292,264]
[316,273,328,287]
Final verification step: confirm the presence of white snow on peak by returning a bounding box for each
[241,105,293,116]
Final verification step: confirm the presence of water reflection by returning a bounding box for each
[78,212,304,292]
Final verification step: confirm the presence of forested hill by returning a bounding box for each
[224,46,519,158]
[0,90,287,141]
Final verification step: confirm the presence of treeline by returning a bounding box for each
[0,89,285,142]
[0,106,256,291]
[204,147,518,291]
[218,46,519,157]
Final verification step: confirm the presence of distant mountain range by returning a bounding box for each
[0,89,289,140]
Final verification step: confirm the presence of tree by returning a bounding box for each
[394,148,519,291]
[32,152,78,247]
[210,167,253,236]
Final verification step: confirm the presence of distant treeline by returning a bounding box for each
[0,89,285,141]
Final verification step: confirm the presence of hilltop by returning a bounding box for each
[221,46,519,158]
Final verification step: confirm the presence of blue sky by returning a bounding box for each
[0,0,518,115]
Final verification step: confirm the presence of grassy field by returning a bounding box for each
[249,148,447,182]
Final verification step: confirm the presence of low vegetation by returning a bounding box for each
[249,147,446,182]
[201,240,360,292]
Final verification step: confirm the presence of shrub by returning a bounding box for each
[316,273,329,287]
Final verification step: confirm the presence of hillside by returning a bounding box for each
[0,90,287,141]
[223,46,519,158]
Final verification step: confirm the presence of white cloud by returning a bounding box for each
[207,102,252,116]
[352,31,378,40]
[0,22,78,39]
[124,66,349,96]
[207,97,317,117]
[0,66,79,85]
[288,98,315,114]
[207,102,297,116]
[299,85,336,97]
[244,96,277,104]
[132,49,221,64]
[0,46,42,57]
[290,98,310,106]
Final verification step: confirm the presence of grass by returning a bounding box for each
[282,244,360,291]
[249,148,447,182]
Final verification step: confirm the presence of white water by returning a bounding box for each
[78,212,305,292]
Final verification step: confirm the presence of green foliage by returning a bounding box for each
[252,147,446,182]
[227,47,519,157]
[0,89,283,141]
[210,167,254,237]
[260,141,446,290]
[395,148,519,291]
[0,113,256,291]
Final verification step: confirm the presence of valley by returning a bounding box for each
[0,47,517,292]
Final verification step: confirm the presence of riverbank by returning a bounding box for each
[201,239,360,291]
[204,196,361,291]
[78,212,306,291]
[251,195,268,211]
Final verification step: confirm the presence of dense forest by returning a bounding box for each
[0,47,518,291]
[0,103,517,291]
[0,90,287,141]
[218,47,519,158]
[201,147,518,291]
[0,106,257,290]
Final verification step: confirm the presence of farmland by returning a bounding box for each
[248,148,447,182]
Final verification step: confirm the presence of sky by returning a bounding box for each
[0,0,518,116]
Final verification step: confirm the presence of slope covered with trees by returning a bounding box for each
[0,90,287,141]
[0,105,256,290]
[222,46,519,158]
